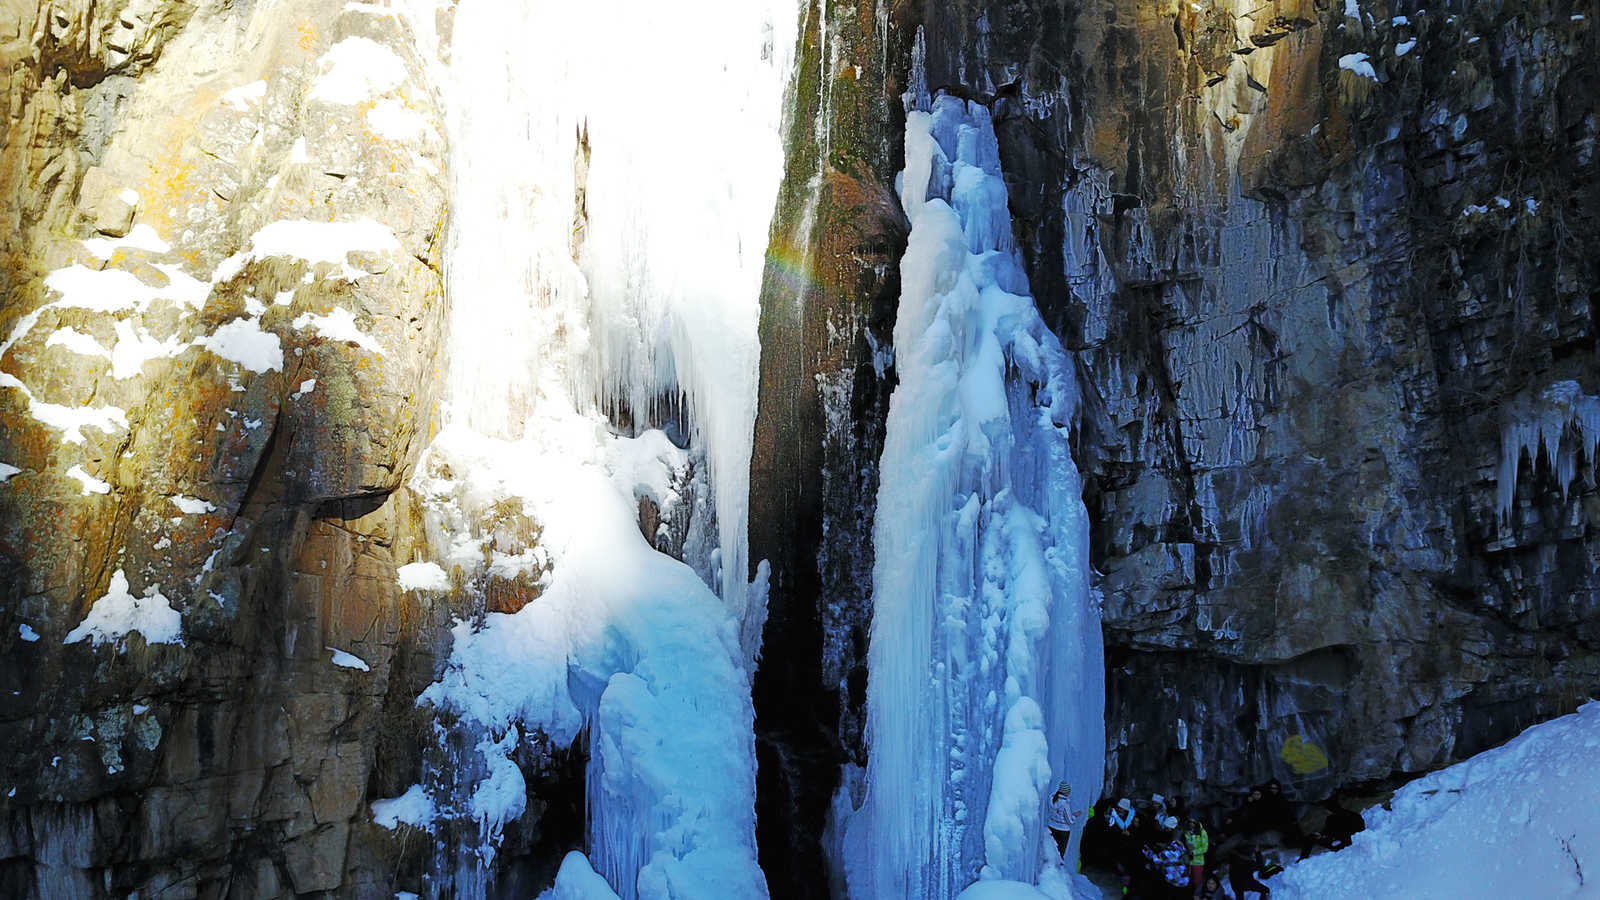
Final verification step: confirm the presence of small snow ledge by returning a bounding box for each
[371,784,435,831]
[397,561,450,591]
[64,569,183,648]
[328,647,371,671]
[1339,52,1379,79]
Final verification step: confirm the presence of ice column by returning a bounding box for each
[845,95,1104,899]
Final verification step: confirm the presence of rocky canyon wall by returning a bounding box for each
[752,0,1600,890]
[2,0,1599,898]
[0,0,465,896]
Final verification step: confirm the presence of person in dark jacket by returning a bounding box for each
[1298,794,1365,859]
[1228,845,1279,900]
[1222,787,1264,836]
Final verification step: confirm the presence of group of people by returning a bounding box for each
[1056,778,1365,900]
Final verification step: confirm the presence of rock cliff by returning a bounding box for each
[0,0,453,895]
[2,0,1599,897]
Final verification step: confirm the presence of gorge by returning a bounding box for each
[1,0,1598,898]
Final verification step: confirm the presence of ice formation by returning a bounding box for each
[394,0,798,896]
[1497,380,1600,521]
[842,94,1103,900]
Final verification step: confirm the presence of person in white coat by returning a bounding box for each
[1048,781,1085,859]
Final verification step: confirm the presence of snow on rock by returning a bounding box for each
[605,429,688,517]
[412,415,766,898]
[1277,700,1600,900]
[19,624,39,642]
[396,561,450,591]
[27,400,128,444]
[44,265,176,313]
[81,224,172,260]
[367,98,437,142]
[308,36,408,105]
[45,327,111,358]
[218,218,401,282]
[170,495,216,515]
[64,569,183,647]
[0,462,20,482]
[328,647,371,671]
[66,465,111,495]
[199,317,283,373]
[371,784,435,831]
[291,307,383,354]
[844,92,1102,900]
[1339,52,1378,79]
[1396,39,1418,56]
[109,319,188,379]
[221,79,266,111]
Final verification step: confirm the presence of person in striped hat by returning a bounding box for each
[1048,781,1085,859]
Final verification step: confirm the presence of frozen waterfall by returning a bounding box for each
[390,0,797,897]
[842,93,1105,899]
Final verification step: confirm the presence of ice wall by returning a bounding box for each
[396,0,797,896]
[843,94,1104,900]
[440,0,795,636]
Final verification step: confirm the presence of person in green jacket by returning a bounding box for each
[1182,817,1210,897]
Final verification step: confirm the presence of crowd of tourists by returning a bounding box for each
[1056,779,1366,899]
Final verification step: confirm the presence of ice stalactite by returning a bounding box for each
[1497,380,1600,523]
[395,0,797,896]
[843,93,1105,900]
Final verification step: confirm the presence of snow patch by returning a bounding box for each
[329,647,371,671]
[309,37,407,105]
[200,318,283,373]
[18,624,39,642]
[82,224,171,260]
[66,465,111,495]
[44,327,110,358]
[397,561,450,591]
[1339,52,1378,79]
[170,495,216,515]
[367,98,437,142]
[221,79,266,111]
[0,462,20,482]
[371,784,435,831]
[64,569,183,647]
[1277,701,1600,900]
[291,307,383,353]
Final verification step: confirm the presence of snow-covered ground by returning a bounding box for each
[1277,700,1600,900]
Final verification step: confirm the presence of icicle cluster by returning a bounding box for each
[1497,380,1600,521]
[843,94,1104,900]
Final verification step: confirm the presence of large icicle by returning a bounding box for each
[844,94,1104,900]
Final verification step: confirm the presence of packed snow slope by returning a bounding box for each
[1278,700,1600,900]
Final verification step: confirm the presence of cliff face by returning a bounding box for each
[3,0,1600,897]
[894,0,1600,809]
[0,0,455,895]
